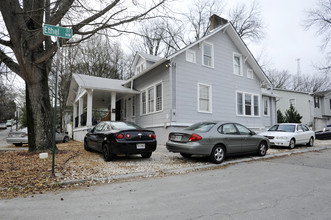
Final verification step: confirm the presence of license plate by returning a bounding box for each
[173,135,182,141]
[137,143,145,149]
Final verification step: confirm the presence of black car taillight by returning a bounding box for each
[148,133,156,139]
[117,134,124,139]
[189,134,202,142]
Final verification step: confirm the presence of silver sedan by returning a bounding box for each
[7,127,70,147]
[166,121,270,164]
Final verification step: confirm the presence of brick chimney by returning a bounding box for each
[209,14,228,31]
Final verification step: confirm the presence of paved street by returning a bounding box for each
[1,148,331,220]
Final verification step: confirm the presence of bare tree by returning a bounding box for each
[265,69,292,89]
[228,0,265,41]
[304,0,331,72]
[305,0,331,49]
[0,0,167,152]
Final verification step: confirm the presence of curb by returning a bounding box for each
[52,145,331,187]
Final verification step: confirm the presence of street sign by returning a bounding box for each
[43,24,72,39]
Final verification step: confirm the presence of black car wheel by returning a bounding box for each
[289,138,295,149]
[306,137,314,146]
[141,152,152,158]
[102,144,115,161]
[14,143,23,147]
[63,136,69,143]
[84,140,91,151]
[257,141,267,156]
[209,145,225,164]
[180,153,192,158]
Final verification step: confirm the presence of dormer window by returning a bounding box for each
[136,62,145,74]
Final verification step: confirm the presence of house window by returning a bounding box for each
[198,83,212,113]
[140,82,163,115]
[142,91,146,114]
[289,99,296,107]
[186,50,196,63]
[202,42,213,67]
[263,97,269,116]
[136,62,145,74]
[314,96,320,108]
[237,93,243,115]
[247,69,254,79]
[237,91,259,116]
[233,53,243,76]
[156,83,162,111]
[148,87,155,113]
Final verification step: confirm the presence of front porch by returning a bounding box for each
[66,74,139,141]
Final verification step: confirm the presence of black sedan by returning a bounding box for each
[166,121,270,164]
[84,121,157,161]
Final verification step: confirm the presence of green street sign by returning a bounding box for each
[43,24,72,39]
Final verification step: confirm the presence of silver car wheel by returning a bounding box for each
[257,141,267,156]
[210,145,225,164]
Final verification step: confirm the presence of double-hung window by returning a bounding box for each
[142,91,147,114]
[156,83,162,111]
[233,53,243,76]
[198,83,212,113]
[202,42,213,67]
[263,97,269,116]
[237,91,259,116]
[141,82,163,115]
[147,87,154,113]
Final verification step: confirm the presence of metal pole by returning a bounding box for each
[52,37,60,175]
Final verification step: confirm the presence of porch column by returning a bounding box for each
[78,97,83,126]
[86,89,93,127]
[73,103,77,128]
[111,92,116,121]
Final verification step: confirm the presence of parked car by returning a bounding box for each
[166,121,269,164]
[6,120,13,127]
[6,127,70,147]
[0,121,6,129]
[259,123,315,149]
[315,127,331,140]
[84,121,157,161]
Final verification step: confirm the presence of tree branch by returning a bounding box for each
[0,48,22,78]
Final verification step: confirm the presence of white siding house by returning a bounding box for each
[67,16,277,144]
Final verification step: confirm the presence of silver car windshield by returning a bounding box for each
[184,122,216,132]
[268,124,296,132]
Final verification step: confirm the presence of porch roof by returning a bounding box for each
[66,74,139,106]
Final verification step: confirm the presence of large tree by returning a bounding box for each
[0,0,166,152]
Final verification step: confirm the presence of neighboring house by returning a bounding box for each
[66,15,277,144]
[313,90,331,130]
[274,88,314,126]
[274,88,331,130]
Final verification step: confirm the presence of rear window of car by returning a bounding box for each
[184,122,216,132]
[268,124,295,132]
[111,122,143,130]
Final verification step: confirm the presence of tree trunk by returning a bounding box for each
[25,67,56,152]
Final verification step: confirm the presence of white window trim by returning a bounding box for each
[186,50,196,63]
[233,52,243,76]
[202,41,214,68]
[247,69,254,79]
[198,83,212,113]
[236,91,260,117]
[140,81,163,115]
[263,97,270,116]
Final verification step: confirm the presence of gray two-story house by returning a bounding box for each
[67,15,277,144]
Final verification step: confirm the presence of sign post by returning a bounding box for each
[43,24,72,175]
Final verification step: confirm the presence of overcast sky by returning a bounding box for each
[221,0,326,75]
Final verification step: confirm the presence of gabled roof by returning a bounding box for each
[125,22,271,87]
[131,51,162,71]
